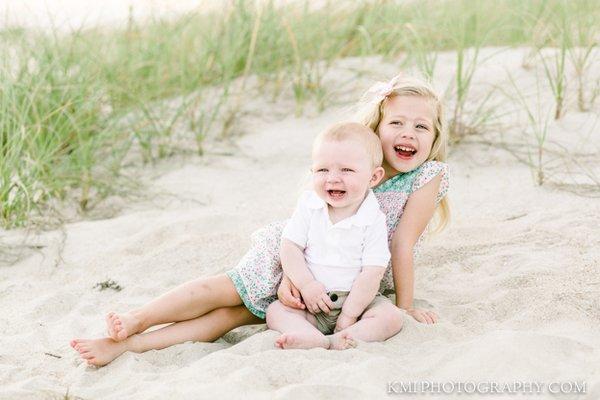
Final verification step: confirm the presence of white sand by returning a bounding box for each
[1,47,599,399]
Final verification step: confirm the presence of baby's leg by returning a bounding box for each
[335,301,404,343]
[266,301,329,350]
[106,274,242,341]
[72,305,260,367]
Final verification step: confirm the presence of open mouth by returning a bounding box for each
[327,190,346,199]
[394,145,417,160]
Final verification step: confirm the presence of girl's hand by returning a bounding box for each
[334,312,358,333]
[300,280,334,314]
[406,308,438,324]
[277,275,305,310]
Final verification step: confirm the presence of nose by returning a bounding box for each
[400,126,416,140]
[326,171,342,183]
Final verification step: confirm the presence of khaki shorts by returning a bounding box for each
[313,291,391,335]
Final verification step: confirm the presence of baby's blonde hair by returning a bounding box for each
[359,75,450,231]
[312,122,383,168]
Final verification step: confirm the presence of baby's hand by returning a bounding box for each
[334,312,358,333]
[300,281,334,314]
[406,308,438,324]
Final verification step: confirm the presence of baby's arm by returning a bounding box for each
[280,239,314,289]
[336,211,390,331]
[279,192,332,314]
[392,173,442,324]
[335,266,385,331]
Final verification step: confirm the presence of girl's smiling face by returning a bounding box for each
[377,95,436,176]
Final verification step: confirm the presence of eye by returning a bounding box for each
[341,168,354,172]
[316,168,328,173]
[390,120,403,126]
[416,124,430,131]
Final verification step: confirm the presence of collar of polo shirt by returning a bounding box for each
[305,190,380,228]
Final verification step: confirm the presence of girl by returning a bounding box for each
[71,74,449,366]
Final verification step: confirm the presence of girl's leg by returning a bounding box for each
[72,305,261,367]
[334,301,404,342]
[107,274,241,340]
[266,301,332,350]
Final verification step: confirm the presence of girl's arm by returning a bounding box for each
[277,274,305,309]
[392,173,442,323]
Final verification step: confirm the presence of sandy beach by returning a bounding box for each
[0,4,599,397]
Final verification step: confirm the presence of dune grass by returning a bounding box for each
[1,0,598,228]
[505,72,553,186]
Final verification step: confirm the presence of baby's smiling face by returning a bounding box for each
[312,138,378,214]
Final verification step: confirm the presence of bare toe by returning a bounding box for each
[106,313,141,342]
[329,332,357,350]
[106,313,116,336]
[276,332,328,350]
[72,337,128,367]
[275,336,285,348]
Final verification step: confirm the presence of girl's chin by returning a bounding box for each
[388,157,418,173]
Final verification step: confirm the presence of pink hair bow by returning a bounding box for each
[363,80,394,104]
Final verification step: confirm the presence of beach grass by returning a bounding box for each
[1,0,598,228]
[504,72,553,186]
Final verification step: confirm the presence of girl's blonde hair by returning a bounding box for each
[358,75,450,232]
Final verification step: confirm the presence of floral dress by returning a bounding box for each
[226,161,449,319]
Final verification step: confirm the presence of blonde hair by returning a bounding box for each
[312,122,383,168]
[359,75,450,232]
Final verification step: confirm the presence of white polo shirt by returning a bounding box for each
[281,190,391,291]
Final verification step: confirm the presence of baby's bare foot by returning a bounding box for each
[70,338,128,367]
[275,332,329,350]
[106,312,142,341]
[328,332,357,350]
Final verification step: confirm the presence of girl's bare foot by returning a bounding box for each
[70,338,129,367]
[106,312,142,341]
[328,332,357,350]
[275,332,329,350]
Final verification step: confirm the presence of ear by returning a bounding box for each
[369,167,385,188]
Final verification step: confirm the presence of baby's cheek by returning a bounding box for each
[313,176,324,187]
